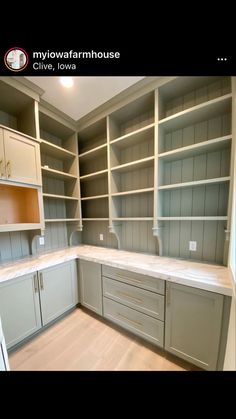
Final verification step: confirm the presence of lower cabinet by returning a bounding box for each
[102,265,165,348]
[79,260,102,315]
[165,282,224,371]
[0,260,78,349]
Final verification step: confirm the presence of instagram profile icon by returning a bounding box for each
[4,47,29,71]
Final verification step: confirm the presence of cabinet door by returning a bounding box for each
[3,129,41,185]
[165,282,224,370]
[79,260,102,315]
[0,128,6,178]
[0,273,41,349]
[39,260,78,326]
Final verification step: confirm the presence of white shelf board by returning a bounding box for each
[159,94,232,132]
[81,194,109,201]
[41,167,77,181]
[110,123,155,148]
[112,217,153,221]
[43,193,78,201]
[82,218,109,221]
[111,156,154,173]
[80,169,108,181]
[79,143,107,160]
[0,223,42,232]
[159,176,230,191]
[45,219,80,223]
[157,216,228,221]
[111,187,154,197]
[158,135,231,162]
[40,140,76,160]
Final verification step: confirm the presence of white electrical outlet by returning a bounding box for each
[189,241,197,251]
[99,234,104,241]
[39,236,45,246]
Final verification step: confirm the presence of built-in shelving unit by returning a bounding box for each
[155,76,232,264]
[39,107,82,243]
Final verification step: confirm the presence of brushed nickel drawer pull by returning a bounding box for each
[6,161,11,178]
[117,291,143,304]
[39,272,44,290]
[117,312,142,327]
[33,274,38,293]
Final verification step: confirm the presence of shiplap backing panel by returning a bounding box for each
[0,110,18,130]
[82,221,117,248]
[120,221,157,254]
[0,232,30,263]
[113,193,153,218]
[162,220,226,264]
[160,113,231,153]
[35,223,68,253]
[119,111,154,137]
[82,198,109,218]
[78,134,107,154]
[40,129,62,147]
[81,176,108,197]
[42,177,65,196]
[161,183,229,217]
[164,77,231,118]
[111,138,154,167]
[79,151,107,176]
[162,147,230,185]
[111,167,154,194]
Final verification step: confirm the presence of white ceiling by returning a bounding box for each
[26,77,145,121]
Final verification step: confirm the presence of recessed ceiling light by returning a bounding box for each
[60,77,74,88]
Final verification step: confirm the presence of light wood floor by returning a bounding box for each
[9,308,197,371]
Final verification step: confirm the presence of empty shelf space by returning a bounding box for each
[40,139,76,159]
[111,192,153,218]
[110,123,155,147]
[158,94,232,132]
[111,165,154,194]
[41,167,77,181]
[78,118,107,154]
[80,169,108,181]
[81,194,109,201]
[43,193,78,201]
[82,197,109,219]
[39,111,77,153]
[79,148,107,177]
[109,92,154,140]
[159,77,231,119]
[80,175,108,198]
[157,216,228,221]
[111,187,154,197]
[158,135,232,162]
[79,143,107,159]
[159,177,230,190]
[82,218,109,221]
[111,157,154,173]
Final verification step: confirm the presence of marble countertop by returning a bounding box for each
[0,245,233,296]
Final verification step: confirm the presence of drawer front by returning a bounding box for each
[102,265,165,295]
[103,297,164,347]
[103,277,164,320]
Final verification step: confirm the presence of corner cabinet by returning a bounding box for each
[79,260,103,315]
[0,260,78,349]
[165,282,224,370]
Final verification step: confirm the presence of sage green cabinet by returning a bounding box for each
[39,261,78,326]
[79,260,102,315]
[0,260,78,349]
[165,282,224,370]
[0,127,41,186]
[0,273,41,349]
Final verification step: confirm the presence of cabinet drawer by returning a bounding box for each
[103,297,164,347]
[103,277,164,320]
[102,265,165,295]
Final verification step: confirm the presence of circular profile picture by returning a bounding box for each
[4,47,29,72]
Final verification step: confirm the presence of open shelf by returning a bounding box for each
[158,94,232,132]
[157,216,228,221]
[45,218,80,223]
[111,192,153,218]
[43,193,78,201]
[81,194,109,201]
[0,183,42,231]
[79,147,107,177]
[158,135,232,162]
[111,156,154,173]
[82,218,109,221]
[109,92,154,140]
[39,110,76,153]
[110,124,155,148]
[112,217,153,221]
[40,139,76,160]
[79,143,107,159]
[82,197,109,219]
[78,118,107,154]
[80,169,108,181]
[111,187,154,197]
[159,176,230,190]
[41,167,77,181]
